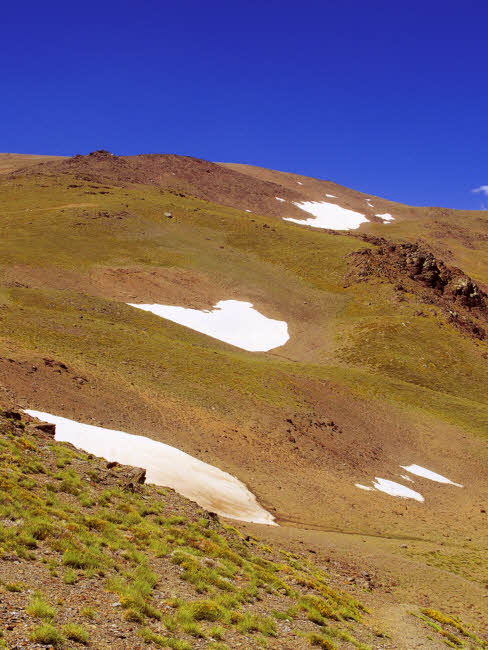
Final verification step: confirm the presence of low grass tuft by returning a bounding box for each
[62,622,89,643]
[30,622,64,646]
[26,594,56,620]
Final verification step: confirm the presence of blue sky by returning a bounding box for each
[2,0,487,209]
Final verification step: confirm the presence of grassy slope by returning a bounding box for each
[0,409,383,649]
[1,165,488,642]
[0,153,66,175]
[1,409,486,649]
[1,175,487,425]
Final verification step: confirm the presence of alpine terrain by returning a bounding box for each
[0,150,487,649]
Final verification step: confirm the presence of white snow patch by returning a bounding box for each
[297,181,303,185]
[128,300,289,352]
[376,213,395,222]
[355,483,374,491]
[401,465,463,487]
[275,197,285,202]
[24,410,277,525]
[325,194,336,198]
[245,209,252,213]
[399,474,414,482]
[284,200,368,231]
[373,478,424,502]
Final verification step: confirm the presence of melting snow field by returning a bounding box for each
[401,464,463,487]
[128,300,289,352]
[355,479,423,501]
[355,463,463,501]
[284,200,369,231]
[325,194,336,198]
[376,213,395,222]
[372,478,424,502]
[275,197,285,202]
[24,410,276,525]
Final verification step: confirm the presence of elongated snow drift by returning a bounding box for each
[401,464,463,487]
[355,478,424,501]
[24,410,276,525]
[372,478,424,502]
[284,200,369,230]
[128,299,289,352]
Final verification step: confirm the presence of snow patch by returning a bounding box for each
[275,197,285,202]
[245,209,252,213]
[399,474,414,482]
[376,213,395,222]
[128,300,289,352]
[297,181,303,185]
[325,194,336,198]
[355,483,374,491]
[284,200,368,231]
[24,410,277,525]
[373,478,424,502]
[401,465,463,487]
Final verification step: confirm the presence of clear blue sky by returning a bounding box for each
[2,0,487,209]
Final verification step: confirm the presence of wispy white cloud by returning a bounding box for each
[472,185,488,196]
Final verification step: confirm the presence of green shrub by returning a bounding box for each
[191,600,226,622]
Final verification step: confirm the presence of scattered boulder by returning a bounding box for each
[4,410,21,421]
[123,467,146,490]
[35,423,56,436]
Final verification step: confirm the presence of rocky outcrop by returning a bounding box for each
[348,241,488,338]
